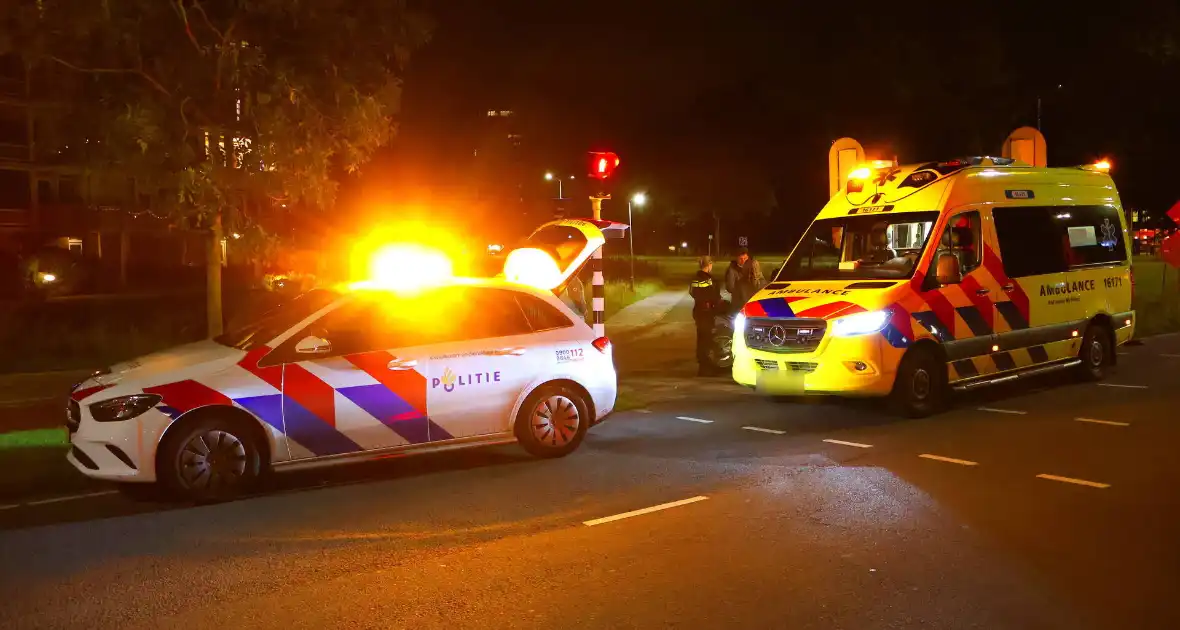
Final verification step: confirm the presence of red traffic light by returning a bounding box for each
[589,151,620,180]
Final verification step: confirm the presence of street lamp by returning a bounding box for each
[545,172,574,199]
[627,192,647,290]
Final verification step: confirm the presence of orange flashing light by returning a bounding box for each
[503,247,563,290]
[847,166,873,180]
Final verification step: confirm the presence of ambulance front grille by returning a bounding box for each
[745,318,826,354]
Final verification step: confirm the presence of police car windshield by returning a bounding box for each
[778,212,940,281]
[215,289,341,351]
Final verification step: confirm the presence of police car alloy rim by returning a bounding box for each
[531,394,581,447]
[178,429,248,490]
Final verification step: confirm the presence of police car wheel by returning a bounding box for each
[515,385,589,458]
[891,349,945,418]
[1079,325,1112,381]
[159,417,263,502]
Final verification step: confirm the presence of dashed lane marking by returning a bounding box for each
[583,496,709,526]
[1074,417,1130,427]
[822,439,873,448]
[1161,354,1180,358]
[24,490,118,506]
[635,409,653,414]
[978,407,1028,415]
[676,416,714,424]
[742,426,786,435]
[0,504,18,511]
[1098,383,1148,389]
[1036,474,1110,489]
[919,454,979,466]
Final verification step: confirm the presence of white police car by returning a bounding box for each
[66,220,620,500]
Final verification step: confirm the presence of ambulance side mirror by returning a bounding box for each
[935,254,962,286]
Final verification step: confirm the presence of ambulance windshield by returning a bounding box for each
[778,212,940,281]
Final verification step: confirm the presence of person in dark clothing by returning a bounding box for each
[724,247,764,311]
[690,256,723,376]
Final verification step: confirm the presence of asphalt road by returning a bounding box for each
[2,315,1180,628]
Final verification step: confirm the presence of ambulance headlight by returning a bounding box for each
[89,394,162,422]
[734,313,746,334]
[830,310,890,337]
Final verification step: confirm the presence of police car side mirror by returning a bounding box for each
[935,254,962,286]
[295,335,332,355]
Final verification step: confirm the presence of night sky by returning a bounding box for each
[347,0,1180,249]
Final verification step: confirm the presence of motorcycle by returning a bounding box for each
[706,301,736,371]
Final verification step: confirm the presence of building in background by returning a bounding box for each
[0,54,187,290]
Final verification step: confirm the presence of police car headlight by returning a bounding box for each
[89,394,162,422]
[830,310,890,337]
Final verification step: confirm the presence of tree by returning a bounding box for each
[3,0,431,335]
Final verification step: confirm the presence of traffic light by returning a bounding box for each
[588,151,620,180]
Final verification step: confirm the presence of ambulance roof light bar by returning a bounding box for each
[1080,159,1113,172]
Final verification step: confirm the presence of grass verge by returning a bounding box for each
[1133,258,1180,336]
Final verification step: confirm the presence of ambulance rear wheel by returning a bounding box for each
[1078,324,1113,381]
[891,348,945,418]
[516,384,589,458]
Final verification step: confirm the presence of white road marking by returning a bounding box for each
[1036,474,1110,489]
[1098,383,1148,389]
[919,454,979,466]
[583,496,709,526]
[1160,354,1180,358]
[25,490,118,506]
[1074,417,1130,427]
[676,416,714,424]
[822,439,873,448]
[742,426,786,435]
[0,504,18,511]
[978,407,1028,415]
[634,409,653,414]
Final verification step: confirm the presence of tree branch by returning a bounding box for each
[192,1,226,43]
[173,0,203,52]
[49,56,173,99]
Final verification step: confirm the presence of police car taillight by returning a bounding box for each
[591,337,611,353]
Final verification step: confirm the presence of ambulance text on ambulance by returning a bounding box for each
[1038,276,1124,306]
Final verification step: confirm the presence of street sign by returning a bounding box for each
[828,138,865,198]
[738,236,748,247]
[1002,127,1047,167]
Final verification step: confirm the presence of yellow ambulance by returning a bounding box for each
[733,156,1134,416]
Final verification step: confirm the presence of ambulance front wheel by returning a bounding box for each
[890,347,946,418]
[515,384,590,458]
[1078,323,1113,381]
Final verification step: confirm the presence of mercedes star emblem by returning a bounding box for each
[768,325,788,346]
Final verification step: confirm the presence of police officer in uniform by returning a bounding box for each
[690,256,723,376]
